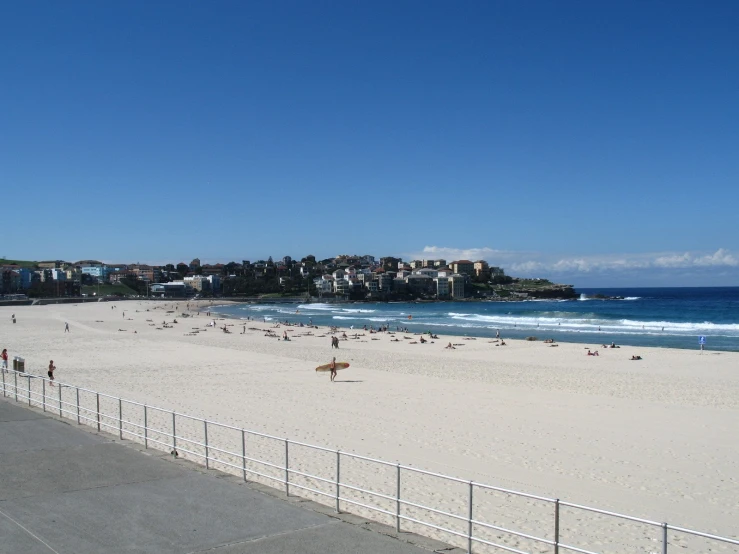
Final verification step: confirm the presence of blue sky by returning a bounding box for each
[1,1,737,286]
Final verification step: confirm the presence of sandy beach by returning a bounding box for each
[2,300,737,552]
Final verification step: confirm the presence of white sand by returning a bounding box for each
[2,301,737,552]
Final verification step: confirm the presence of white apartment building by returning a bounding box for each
[413,268,438,278]
[449,274,466,298]
[435,277,450,298]
[377,273,393,291]
[334,279,350,294]
[313,276,334,294]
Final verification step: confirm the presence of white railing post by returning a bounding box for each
[118,398,123,439]
[172,411,176,449]
[58,382,62,416]
[284,439,290,496]
[27,376,31,406]
[14,371,18,401]
[335,450,341,513]
[241,429,246,481]
[396,463,401,532]
[96,393,100,431]
[554,499,560,554]
[662,522,668,554]
[467,481,473,553]
[204,420,209,468]
[144,405,148,448]
[1,368,5,396]
[42,378,46,411]
[76,388,80,424]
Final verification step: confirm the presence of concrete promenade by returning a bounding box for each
[0,397,453,554]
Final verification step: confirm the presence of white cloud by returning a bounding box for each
[405,246,739,277]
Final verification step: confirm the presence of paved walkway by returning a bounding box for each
[0,396,453,554]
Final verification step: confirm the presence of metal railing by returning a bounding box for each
[1,369,737,554]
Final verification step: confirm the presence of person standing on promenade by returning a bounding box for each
[1,349,8,372]
[64,322,70,333]
[329,357,337,382]
[48,360,56,386]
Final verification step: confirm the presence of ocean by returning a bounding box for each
[209,287,739,352]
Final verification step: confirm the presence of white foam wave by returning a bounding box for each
[619,319,739,331]
[297,303,337,311]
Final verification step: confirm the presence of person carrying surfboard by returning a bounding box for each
[330,357,337,382]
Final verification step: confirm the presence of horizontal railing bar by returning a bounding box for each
[665,525,739,545]
[339,451,399,467]
[284,481,336,500]
[338,497,397,518]
[397,497,468,523]
[335,481,397,503]
[244,429,286,441]
[556,542,601,554]
[199,420,244,433]
[242,466,287,484]
[471,518,554,545]
[473,482,556,502]
[284,467,336,487]
[285,439,336,453]
[203,443,244,458]
[205,457,243,473]
[470,534,533,554]
[399,514,470,541]
[398,465,470,485]
[559,501,662,527]
[242,455,285,472]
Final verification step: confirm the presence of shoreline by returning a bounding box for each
[208,301,734,353]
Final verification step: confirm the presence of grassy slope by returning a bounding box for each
[81,283,140,297]
[0,259,38,268]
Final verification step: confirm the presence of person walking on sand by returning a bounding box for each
[48,360,56,386]
[329,357,337,382]
[64,322,70,333]
[1,349,8,372]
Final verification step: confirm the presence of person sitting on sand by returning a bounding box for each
[420,336,427,343]
[500,340,506,346]
[445,342,455,349]
[631,355,642,360]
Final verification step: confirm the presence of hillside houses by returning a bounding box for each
[1,254,512,300]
